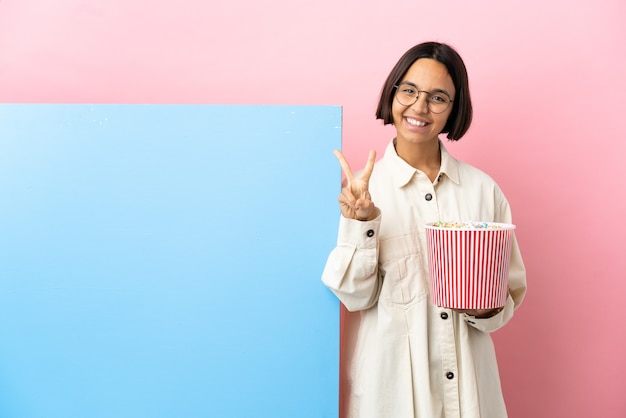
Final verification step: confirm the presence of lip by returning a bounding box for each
[404,116,430,130]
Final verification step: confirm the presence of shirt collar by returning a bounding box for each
[384,139,461,188]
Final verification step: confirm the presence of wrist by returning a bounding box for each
[473,307,503,318]
[355,207,380,222]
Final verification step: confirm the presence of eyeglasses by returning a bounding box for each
[393,83,453,114]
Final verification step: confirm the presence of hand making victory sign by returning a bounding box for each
[333,149,377,221]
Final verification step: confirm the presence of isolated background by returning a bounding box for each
[1,0,625,417]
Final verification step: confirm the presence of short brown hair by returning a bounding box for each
[375,42,473,140]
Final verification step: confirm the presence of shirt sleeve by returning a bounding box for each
[321,209,382,312]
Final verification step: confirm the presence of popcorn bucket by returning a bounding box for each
[425,222,515,309]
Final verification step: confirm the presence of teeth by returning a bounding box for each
[407,118,426,127]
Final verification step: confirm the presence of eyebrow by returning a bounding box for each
[399,81,452,98]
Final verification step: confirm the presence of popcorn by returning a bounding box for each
[431,221,504,229]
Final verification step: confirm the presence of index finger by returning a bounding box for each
[333,150,355,185]
[360,150,377,183]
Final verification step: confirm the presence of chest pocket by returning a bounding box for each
[377,232,430,307]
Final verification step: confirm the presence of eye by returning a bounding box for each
[400,86,416,95]
[429,94,449,103]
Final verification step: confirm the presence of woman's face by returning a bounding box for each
[392,58,456,146]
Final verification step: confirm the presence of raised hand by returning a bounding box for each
[333,149,377,221]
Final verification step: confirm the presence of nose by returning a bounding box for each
[410,94,429,113]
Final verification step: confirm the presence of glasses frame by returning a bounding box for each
[393,84,454,114]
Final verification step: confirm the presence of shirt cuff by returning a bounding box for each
[462,295,514,333]
[336,209,381,248]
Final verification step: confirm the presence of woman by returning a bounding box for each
[322,42,527,418]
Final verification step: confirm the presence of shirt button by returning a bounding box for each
[425,193,433,201]
[366,229,375,237]
[446,372,455,380]
[440,312,448,320]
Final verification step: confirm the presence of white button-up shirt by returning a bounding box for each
[322,140,527,418]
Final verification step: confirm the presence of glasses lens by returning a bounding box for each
[395,84,418,106]
[427,94,451,114]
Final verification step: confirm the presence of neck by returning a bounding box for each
[394,138,441,182]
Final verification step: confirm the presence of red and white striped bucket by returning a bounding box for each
[425,222,515,309]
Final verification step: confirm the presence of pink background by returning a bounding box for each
[1,1,625,416]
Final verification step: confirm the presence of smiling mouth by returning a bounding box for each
[406,117,427,127]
